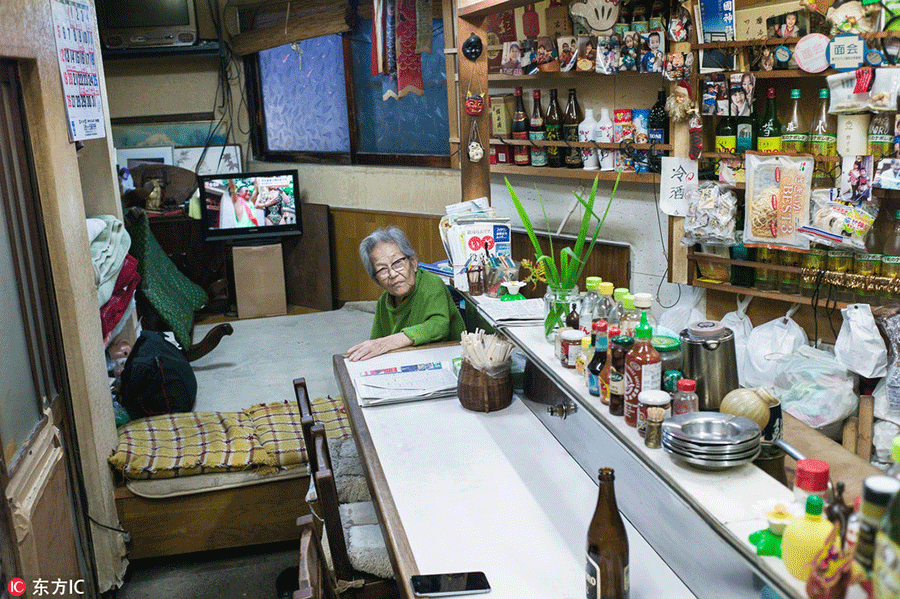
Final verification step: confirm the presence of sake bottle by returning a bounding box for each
[715,97,736,153]
[810,88,837,186]
[781,88,808,153]
[512,87,531,166]
[756,87,782,154]
[595,108,615,171]
[564,88,584,168]
[546,89,564,168]
[580,108,599,170]
[529,89,548,167]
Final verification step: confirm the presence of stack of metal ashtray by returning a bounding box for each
[661,412,761,470]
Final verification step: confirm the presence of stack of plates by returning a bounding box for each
[661,413,761,470]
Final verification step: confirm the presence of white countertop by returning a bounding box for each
[354,380,697,599]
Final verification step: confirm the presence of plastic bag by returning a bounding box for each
[835,303,888,379]
[658,285,704,335]
[773,345,858,440]
[799,188,879,251]
[742,304,809,390]
[868,68,900,112]
[744,153,813,251]
[827,71,868,113]
[681,183,738,246]
[719,295,753,387]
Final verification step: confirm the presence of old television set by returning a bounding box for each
[97,0,198,50]
[199,170,302,243]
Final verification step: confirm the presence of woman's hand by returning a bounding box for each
[347,332,413,361]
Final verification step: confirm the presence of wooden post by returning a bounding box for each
[456,15,491,204]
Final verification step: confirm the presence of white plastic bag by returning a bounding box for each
[658,285,704,335]
[774,345,858,440]
[742,304,808,390]
[835,303,888,379]
[719,295,753,387]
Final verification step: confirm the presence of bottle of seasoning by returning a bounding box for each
[782,495,836,582]
[652,336,681,379]
[560,329,587,369]
[624,312,661,428]
[672,378,699,415]
[599,325,620,406]
[586,468,629,599]
[794,458,830,505]
[618,294,640,337]
[608,335,635,416]
[855,476,900,573]
[566,303,580,330]
[577,335,592,380]
[826,481,854,547]
[663,369,683,399]
[588,320,609,398]
[637,389,671,437]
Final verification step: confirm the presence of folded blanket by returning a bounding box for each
[100,254,140,339]
[89,215,131,306]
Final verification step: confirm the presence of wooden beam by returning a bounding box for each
[230,5,351,56]
[456,14,491,203]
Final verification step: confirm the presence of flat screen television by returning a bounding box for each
[97,0,198,50]
[199,170,302,243]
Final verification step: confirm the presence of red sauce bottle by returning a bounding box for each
[624,312,661,428]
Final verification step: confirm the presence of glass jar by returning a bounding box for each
[778,249,801,295]
[828,250,856,303]
[652,336,681,380]
[800,247,828,298]
[608,336,635,417]
[544,286,580,343]
[755,247,778,291]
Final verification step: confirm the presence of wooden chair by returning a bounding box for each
[295,378,318,472]
[294,514,338,599]
[310,425,397,599]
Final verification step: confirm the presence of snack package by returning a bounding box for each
[681,182,738,246]
[869,68,900,111]
[827,71,868,114]
[799,188,879,251]
[744,153,813,250]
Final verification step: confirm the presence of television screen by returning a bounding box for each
[199,170,302,243]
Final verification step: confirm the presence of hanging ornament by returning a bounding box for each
[465,91,486,116]
[462,33,483,61]
[467,119,484,162]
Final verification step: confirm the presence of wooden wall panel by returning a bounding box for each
[330,208,631,305]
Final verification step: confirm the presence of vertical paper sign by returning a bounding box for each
[51,0,105,141]
[659,156,698,216]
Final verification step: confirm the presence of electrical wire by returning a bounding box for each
[86,513,128,534]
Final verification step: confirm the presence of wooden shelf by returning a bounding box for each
[490,138,672,150]
[101,41,220,60]
[699,152,842,163]
[691,279,852,309]
[457,0,532,18]
[722,69,836,79]
[491,163,659,183]
[486,71,664,82]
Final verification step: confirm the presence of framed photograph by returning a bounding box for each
[766,10,808,38]
[115,146,174,171]
[500,41,524,75]
[111,114,228,149]
[174,145,243,175]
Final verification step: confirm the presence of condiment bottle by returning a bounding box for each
[586,468,629,599]
[794,459,830,505]
[632,292,656,331]
[781,495,836,582]
[672,378,699,415]
[618,294,640,337]
[857,476,900,572]
[637,389,671,437]
[873,482,900,595]
[825,480,853,548]
[576,335,591,380]
[581,277,601,335]
[594,281,616,324]
[566,303,580,330]
[588,320,609,398]
[560,329,586,369]
[608,335,635,416]
[624,312,661,428]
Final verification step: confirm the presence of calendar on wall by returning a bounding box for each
[51,0,106,142]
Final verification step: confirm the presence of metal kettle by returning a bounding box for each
[679,321,739,411]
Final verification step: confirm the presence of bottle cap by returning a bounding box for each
[686,320,728,339]
[790,89,800,99]
[638,389,670,406]
[622,294,635,310]
[613,287,629,302]
[593,320,608,333]
[805,494,824,516]
[599,282,615,295]
[582,336,592,349]
[532,89,541,98]
[586,276,602,290]
[677,378,696,392]
[767,87,776,98]
[663,370,683,392]
[610,335,635,349]
[795,459,830,493]
[862,475,900,508]
[515,86,523,95]
[608,325,621,337]
[819,88,829,98]
[651,336,680,352]
[633,292,653,309]
[560,329,586,342]
[635,311,652,339]
[892,435,900,464]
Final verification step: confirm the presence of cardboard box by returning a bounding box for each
[232,243,287,319]
[489,94,515,137]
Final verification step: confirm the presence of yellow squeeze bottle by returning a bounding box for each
[781,495,835,581]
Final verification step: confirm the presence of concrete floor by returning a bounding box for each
[114,540,299,599]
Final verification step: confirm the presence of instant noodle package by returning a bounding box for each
[743,153,813,251]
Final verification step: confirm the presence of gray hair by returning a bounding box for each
[359,227,418,280]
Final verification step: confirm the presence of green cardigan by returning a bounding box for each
[371,270,466,345]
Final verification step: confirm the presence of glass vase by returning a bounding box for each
[543,285,580,342]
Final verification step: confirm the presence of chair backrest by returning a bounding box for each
[312,425,355,581]
[294,514,337,599]
[294,378,318,472]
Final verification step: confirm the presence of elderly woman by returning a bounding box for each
[348,227,465,361]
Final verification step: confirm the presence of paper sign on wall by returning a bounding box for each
[659,157,698,216]
[51,0,106,141]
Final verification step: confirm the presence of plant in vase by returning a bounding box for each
[505,172,621,338]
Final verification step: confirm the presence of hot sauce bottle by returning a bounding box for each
[623,312,661,428]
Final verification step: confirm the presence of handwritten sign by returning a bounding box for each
[51,0,105,141]
[659,156,698,216]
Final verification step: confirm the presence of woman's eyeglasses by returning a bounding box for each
[374,256,409,280]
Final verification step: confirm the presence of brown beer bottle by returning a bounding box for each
[587,467,629,599]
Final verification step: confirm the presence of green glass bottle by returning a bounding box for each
[715,98,736,154]
[872,477,900,594]
[781,89,808,153]
[757,87,782,154]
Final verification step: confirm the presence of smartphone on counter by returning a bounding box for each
[411,571,491,596]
